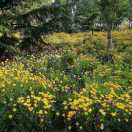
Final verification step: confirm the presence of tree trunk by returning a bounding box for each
[107,28,114,51]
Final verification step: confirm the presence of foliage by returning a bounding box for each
[44,31,132,51]
[0,31,131,131]
[0,0,131,131]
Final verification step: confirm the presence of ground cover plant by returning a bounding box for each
[0,31,131,132]
[0,0,132,131]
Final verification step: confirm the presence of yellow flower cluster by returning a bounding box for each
[44,31,132,52]
[63,93,93,120]
[79,55,97,62]
[0,30,131,131]
[104,82,121,90]
[12,32,22,40]
[44,32,90,46]
[17,92,55,123]
[63,82,131,130]
[0,63,50,92]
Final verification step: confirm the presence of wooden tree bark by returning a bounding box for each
[107,25,114,51]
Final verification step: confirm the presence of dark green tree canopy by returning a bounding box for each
[0,0,24,9]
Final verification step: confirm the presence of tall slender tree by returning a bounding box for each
[98,0,129,50]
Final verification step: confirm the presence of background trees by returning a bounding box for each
[128,0,132,28]
[0,0,131,33]
[98,0,130,50]
[0,0,131,53]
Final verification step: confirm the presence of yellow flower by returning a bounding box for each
[100,123,104,130]
[12,32,21,40]
[104,82,121,90]
[0,32,3,37]
[67,111,76,119]
[76,122,79,126]
[64,106,68,110]
[116,103,125,110]
[38,110,43,115]
[125,118,128,122]
[56,112,60,116]
[8,114,13,119]
[79,126,83,130]
[13,108,16,112]
[111,112,117,117]
[99,109,106,116]
[40,118,44,123]
[68,126,72,130]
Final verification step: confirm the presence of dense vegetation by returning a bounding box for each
[0,0,131,55]
[0,31,132,131]
[0,0,132,132]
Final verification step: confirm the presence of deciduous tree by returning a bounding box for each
[98,0,129,50]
